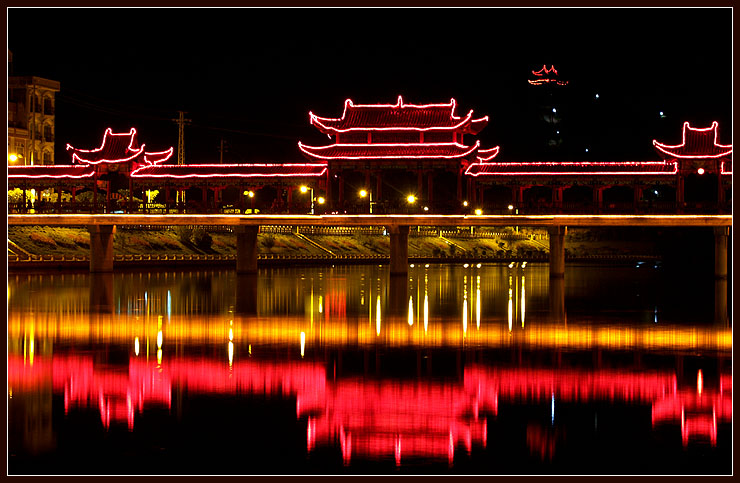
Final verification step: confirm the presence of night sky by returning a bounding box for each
[8,7,732,164]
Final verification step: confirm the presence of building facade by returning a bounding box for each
[8,68,61,166]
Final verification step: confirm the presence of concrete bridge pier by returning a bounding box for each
[548,225,566,279]
[88,225,116,272]
[388,225,410,276]
[236,225,259,275]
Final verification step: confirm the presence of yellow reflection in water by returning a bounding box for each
[228,341,234,366]
[521,275,526,328]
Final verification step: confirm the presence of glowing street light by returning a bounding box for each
[463,201,468,207]
[407,195,416,204]
[697,168,705,175]
[508,204,514,210]
[300,185,314,214]
[246,190,255,198]
[359,189,373,213]
[317,196,325,205]
[474,208,482,216]
[8,153,18,163]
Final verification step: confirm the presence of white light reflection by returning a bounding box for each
[424,273,429,332]
[508,276,513,333]
[318,295,323,314]
[376,295,381,335]
[476,275,481,330]
[228,341,234,366]
[551,393,555,424]
[463,275,468,336]
[134,337,140,356]
[167,290,171,319]
[408,296,414,326]
[300,331,306,357]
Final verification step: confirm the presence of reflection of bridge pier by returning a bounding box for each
[235,273,258,315]
[714,227,729,325]
[89,273,114,313]
[236,225,259,275]
[549,276,565,321]
[387,275,408,316]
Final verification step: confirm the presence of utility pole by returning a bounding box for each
[172,111,192,205]
[218,138,229,164]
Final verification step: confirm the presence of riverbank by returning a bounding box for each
[8,225,665,270]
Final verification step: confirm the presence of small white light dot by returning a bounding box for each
[595,94,599,99]
[585,148,589,153]
[556,130,560,134]
[552,108,557,113]
[659,111,664,116]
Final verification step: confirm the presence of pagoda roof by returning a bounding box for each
[528,64,568,86]
[653,121,732,159]
[476,146,501,162]
[66,128,174,165]
[298,141,480,161]
[8,165,96,179]
[309,96,488,134]
[130,163,328,179]
[465,161,678,176]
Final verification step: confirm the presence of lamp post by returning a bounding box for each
[359,189,374,214]
[300,185,314,214]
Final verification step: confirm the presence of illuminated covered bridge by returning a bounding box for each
[7,99,732,215]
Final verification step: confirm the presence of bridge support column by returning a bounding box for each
[88,225,115,273]
[236,225,259,275]
[388,225,409,276]
[548,225,566,279]
[714,226,729,279]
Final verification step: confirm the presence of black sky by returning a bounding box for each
[7,7,733,164]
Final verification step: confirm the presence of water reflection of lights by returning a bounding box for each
[8,314,731,353]
[463,276,468,336]
[408,297,414,326]
[8,355,731,456]
[301,331,306,357]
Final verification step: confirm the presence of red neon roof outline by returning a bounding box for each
[464,161,678,176]
[532,65,559,76]
[7,165,97,179]
[143,147,175,165]
[653,121,733,159]
[298,141,480,160]
[309,96,489,133]
[476,146,501,162]
[720,161,732,175]
[66,127,174,165]
[130,163,328,179]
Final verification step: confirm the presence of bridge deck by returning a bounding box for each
[7,214,732,227]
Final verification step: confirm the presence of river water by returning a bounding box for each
[7,263,731,475]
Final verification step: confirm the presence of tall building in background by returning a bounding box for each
[8,50,60,166]
[527,65,568,159]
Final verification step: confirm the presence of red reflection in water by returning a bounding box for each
[8,355,731,463]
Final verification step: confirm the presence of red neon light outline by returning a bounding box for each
[66,127,174,165]
[532,65,558,76]
[464,161,678,176]
[476,146,501,162]
[143,147,175,165]
[309,96,488,133]
[65,127,138,155]
[7,165,96,179]
[720,161,732,175]
[653,121,732,159]
[298,141,480,160]
[130,163,328,179]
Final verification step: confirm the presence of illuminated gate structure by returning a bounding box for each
[7,100,732,215]
[299,96,493,213]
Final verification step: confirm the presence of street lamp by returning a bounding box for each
[407,194,416,204]
[359,189,374,213]
[475,208,482,216]
[300,185,314,214]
